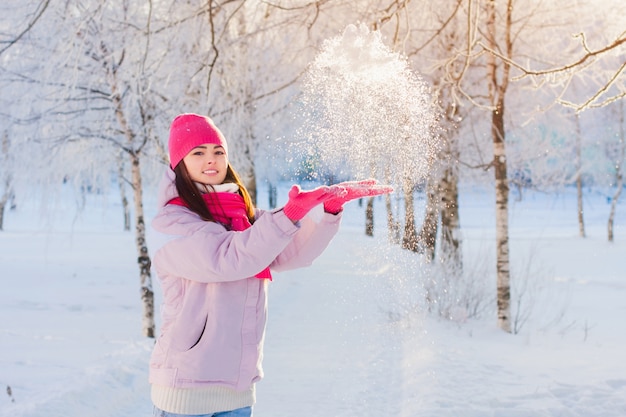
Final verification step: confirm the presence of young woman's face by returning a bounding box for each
[182,143,228,186]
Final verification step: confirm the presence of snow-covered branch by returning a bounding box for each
[0,0,50,56]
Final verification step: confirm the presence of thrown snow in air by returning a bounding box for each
[298,23,439,182]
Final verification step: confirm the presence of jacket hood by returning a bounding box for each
[157,167,179,209]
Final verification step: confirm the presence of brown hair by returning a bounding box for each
[173,162,256,224]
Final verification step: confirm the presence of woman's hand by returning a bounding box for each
[323,179,394,214]
[283,184,346,222]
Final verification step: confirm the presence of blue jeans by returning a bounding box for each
[153,406,252,417]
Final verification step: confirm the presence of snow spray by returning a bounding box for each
[297,23,439,183]
[294,23,436,354]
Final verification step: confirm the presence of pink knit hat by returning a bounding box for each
[168,113,228,169]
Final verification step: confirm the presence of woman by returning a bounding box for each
[149,113,392,416]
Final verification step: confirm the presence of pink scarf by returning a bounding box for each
[168,192,272,280]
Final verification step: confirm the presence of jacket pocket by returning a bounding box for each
[170,314,208,352]
[187,315,207,351]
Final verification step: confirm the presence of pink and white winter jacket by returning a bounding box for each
[148,169,341,396]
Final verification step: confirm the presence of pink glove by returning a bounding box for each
[283,184,346,221]
[324,179,394,214]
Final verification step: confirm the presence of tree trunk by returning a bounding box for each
[384,168,400,244]
[493,108,511,333]
[130,152,155,338]
[418,177,438,261]
[268,182,277,209]
[365,196,374,236]
[486,0,512,333]
[0,185,9,231]
[608,175,623,242]
[608,100,625,242]
[439,99,462,270]
[110,69,155,338]
[575,113,585,238]
[0,132,11,231]
[231,139,257,205]
[385,193,400,244]
[117,152,131,232]
[245,173,257,206]
[401,177,418,251]
[440,163,462,270]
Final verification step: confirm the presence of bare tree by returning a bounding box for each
[437,110,462,269]
[401,178,419,251]
[574,112,586,238]
[478,0,626,112]
[78,7,157,338]
[406,2,466,268]
[483,0,514,333]
[0,0,50,57]
[607,99,625,242]
[429,0,516,332]
[28,1,169,337]
[416,177,438,259]
[0,131,14,230]
[0,2,54,229]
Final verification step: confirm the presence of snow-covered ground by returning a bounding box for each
[1,185,625,417]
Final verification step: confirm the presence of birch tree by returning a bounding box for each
[483,0,513,332]
[430,0,516,332]
[574,112,586,237]
[32,1,173,338]
[0,131,13,230]
[607,100,625,242]
[0,1,56,230]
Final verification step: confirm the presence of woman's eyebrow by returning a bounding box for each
[190,144,223,151]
